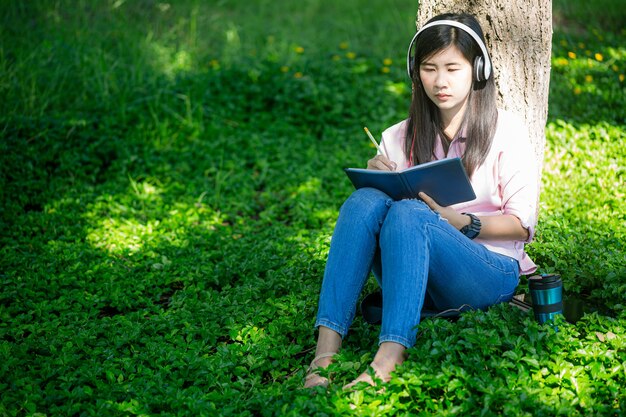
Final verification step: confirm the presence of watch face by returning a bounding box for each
[466,228,480,239]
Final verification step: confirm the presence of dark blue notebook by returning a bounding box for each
[344,157,476,206]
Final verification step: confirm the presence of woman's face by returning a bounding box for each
[419,45,473,120]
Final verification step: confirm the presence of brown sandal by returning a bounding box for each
[304,352,336,388]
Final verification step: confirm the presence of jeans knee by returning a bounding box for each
[380,199,437,245]
[383,199,431,228]
[341,188,391,216]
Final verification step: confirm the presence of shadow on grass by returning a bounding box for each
[1,1,625,415]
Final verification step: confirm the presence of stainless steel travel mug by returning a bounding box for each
[528,274,563,324]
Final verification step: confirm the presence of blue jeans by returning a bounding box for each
[315,188,520,348]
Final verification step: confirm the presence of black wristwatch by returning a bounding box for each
[460,213,481,240]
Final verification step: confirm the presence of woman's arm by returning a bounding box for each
[418,192,529,241]
[468,213,529,241]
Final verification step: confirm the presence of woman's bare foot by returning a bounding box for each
[303,326,342,389]
[343,342,406,390]
[304,353,335,388]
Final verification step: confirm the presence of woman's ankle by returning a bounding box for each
[315,326,342,355]
[374,341,406,362]
[371,342,406,377]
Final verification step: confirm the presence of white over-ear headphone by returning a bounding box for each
[406,19,492,82]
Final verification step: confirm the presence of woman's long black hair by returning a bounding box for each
[405,13,498,178]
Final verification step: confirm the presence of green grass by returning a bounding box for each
[1,0,625,416]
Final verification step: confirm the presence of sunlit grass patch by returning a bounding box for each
[550,28,626,122]
[1,0,625,416]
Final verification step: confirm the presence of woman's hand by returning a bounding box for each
[418,192,469,230]
[367,155,397,171]
[419,191,530,241]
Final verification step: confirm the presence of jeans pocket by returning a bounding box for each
[493,258,520,305]
[494,286,517,305]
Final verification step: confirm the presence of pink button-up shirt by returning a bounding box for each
[380,109,539,275]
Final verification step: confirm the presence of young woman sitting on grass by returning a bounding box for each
[304,12,539,389]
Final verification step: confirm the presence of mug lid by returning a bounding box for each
[529,274,561,284]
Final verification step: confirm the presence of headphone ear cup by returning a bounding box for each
[473,56,484,82]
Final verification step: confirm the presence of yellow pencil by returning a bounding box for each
[364,127,386,157]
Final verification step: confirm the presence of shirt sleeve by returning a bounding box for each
[497,115,540,242]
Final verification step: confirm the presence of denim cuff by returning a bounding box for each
[315,318,349,339]
[378,334,415,349]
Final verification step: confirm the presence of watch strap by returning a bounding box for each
[460,213,481,240]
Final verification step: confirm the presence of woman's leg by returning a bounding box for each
[314,187,392,338]
[306,188,392,387]
[349,199,519,385]
[379,199,519,347]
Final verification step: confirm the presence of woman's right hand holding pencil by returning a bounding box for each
[363,126,396,171]
[367,154,397,171]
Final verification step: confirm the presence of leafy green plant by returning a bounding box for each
[0,0,624,416]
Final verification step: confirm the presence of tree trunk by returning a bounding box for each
[416,0,552,170]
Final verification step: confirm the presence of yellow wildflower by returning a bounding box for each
[568,51,576,59]
[619,74,625,82]
[595,53,603,61]
[294,46,304,54]
[346,52,356,59]
[383,58,393,66]
[574,87,582,95]
[585,75,593,83]
[294,72,303,79]
[381,67,390,73]
[554,57,568,66]
[280,66,289,73]
[339,42,349,50]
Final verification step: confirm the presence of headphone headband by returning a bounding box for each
[406,19,492,81]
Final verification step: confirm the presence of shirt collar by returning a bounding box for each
[433,127,467,159]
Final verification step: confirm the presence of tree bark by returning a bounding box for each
[416,0,552,170]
